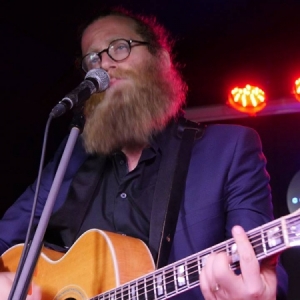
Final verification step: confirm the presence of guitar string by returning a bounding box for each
[95,216,298,299]
[94,216,299,299]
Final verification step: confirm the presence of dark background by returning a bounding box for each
[1,1,300,298]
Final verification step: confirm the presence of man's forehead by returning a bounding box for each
[81,15,139,50]
[85,16,137,37]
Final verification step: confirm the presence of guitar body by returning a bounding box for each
[0,229,155,299]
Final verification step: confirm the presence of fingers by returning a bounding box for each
[200,252,234,299]
[199,253,218,299]
[0,272,41,300]
[0,272,14,300]
[27,284,42,300]
[231,225,277,298]
[199,226,278,299]
[231,225,265,292]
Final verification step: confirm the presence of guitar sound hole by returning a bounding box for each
[65,298,76,300]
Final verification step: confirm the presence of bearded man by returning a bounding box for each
[0,7,288,300]
[81,12,186,161]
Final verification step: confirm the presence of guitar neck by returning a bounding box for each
[95,212,300,300]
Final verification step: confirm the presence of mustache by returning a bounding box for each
[107,68,137,81]
[83,68,138,117]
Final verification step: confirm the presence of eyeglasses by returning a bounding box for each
[81,38,149,73]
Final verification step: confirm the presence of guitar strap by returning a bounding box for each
[149,117,205,268]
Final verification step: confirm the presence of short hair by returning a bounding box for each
[78,6,175,57]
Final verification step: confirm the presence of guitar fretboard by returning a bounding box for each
[93,213,300,300]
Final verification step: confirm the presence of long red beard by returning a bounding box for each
[82,56,187,155]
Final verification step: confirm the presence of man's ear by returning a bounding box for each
[159,49,171,68]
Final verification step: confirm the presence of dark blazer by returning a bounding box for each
[0,123,288,299]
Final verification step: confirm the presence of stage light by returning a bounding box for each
[294,78,300,101]
[228,84,266,115]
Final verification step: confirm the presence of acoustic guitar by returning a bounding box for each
[1,209,299,299]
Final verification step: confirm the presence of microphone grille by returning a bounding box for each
[85,68,110,92]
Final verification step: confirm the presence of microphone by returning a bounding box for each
[50,68,110,118]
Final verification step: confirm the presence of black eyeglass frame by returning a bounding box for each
[81,39,149,72]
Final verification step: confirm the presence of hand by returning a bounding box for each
[0,272,41,300]
[199,225,278,300]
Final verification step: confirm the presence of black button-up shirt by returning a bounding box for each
[78,144,161,246]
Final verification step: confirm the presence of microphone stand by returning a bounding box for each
[9,111,84,299]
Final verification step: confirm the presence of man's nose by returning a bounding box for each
[100,52,117,71]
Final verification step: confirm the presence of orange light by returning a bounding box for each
[228,84,266,115]
[294,78,300,101]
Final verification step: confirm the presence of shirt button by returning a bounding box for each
[120,193,127,199]
[119,160,125,165]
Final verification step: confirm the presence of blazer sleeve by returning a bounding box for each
[224,125,273,231]
[221,126,288,299]
[179,124,288,299]
[0,135,87,255]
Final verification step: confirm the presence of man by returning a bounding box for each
[0,7,287,299]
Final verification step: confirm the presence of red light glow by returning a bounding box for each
[228,84,266,115]
[294,78,300,101]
